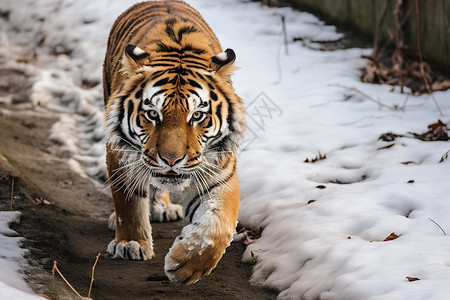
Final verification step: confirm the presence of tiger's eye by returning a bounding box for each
[146,110,159,121]
[192,111,204,121]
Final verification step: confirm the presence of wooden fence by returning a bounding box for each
[287,0,450,74]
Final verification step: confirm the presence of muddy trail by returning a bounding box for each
[0,61,276,300]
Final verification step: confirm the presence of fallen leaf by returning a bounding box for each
[406,276,420,282]
[411,120,449,141]
[428,120,445,131]
[384,232,399,241]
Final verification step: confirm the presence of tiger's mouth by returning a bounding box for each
[150,170,192,191]
[153,172,190,179]
[164,171,181,177]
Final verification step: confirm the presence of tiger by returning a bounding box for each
[103,0,246,284]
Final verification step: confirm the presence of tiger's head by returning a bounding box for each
[105,44,246,192]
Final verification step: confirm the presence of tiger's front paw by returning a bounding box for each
[164,224,229,284]
[107,239,155,260]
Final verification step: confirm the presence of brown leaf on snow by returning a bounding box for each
[406,276,420,282]
[383,232,400,241]
[362,57,450,95]
[380,120,449,144]
[428,120,445,131]
[411,120,449,141]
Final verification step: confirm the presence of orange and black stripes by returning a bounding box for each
[103,0,222,103]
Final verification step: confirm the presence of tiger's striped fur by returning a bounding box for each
[103,0,246,284]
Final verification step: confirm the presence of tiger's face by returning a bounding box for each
[138,77,228,191]
[105,45,245,193]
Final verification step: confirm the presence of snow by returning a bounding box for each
[0,212,44,299]
[1,0,450,299]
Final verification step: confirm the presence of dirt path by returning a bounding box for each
[0,61,276,300]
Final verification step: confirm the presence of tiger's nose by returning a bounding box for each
[158,153,185,166]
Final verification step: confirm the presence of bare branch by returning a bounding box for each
[331,84,397,110]
[88,253,101,300]
[52,261,85,300]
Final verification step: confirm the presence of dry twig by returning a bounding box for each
[51,253,101,300]
[52,261,85,300]
[275,14,288,84]
[439,149,450,163]
[10,178,14,211]
[373,0,389,58]
[88,253,101,300]
[428,217,446,236]
[331,84,396,110]
[281,15,288,55]
[393,0,405,93]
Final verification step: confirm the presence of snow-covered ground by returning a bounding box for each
[0,212,43,299]
[1,0,450,299]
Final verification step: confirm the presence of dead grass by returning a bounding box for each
[428,217,446,236]
[39,252,101,300]
[362,0,449,104]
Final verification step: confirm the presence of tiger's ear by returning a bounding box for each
[121,44,150,74]
[210,48,236,79]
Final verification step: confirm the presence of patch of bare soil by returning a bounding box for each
[0,63,276,300]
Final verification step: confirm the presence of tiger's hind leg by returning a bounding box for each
[108,190,183,230]
[150,190,183,222]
